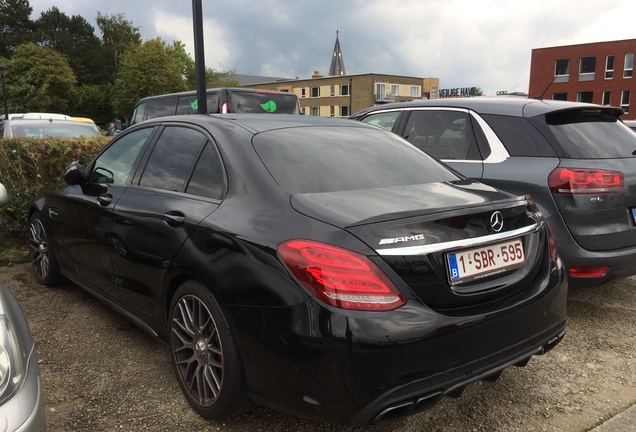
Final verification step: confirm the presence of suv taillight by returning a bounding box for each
[278,240,406,311]
[548,168,624,194]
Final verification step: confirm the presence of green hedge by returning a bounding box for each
[0,137,111,249]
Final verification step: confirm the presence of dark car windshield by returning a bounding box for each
[253,126,459,193]
[545,109,636,158]
[229,91,299,114]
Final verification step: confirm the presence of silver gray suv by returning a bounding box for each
[350,97,636,287]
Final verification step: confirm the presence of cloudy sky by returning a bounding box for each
[27,0,636,96]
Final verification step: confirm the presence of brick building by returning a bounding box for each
[529,38,635,118]
[244,32,439,117]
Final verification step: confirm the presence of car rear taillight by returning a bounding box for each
[569,265,609,278]
[221,102,228,114]
[278,240,406,311]
[548,168,624,194]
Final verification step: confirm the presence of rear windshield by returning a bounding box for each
[545,109,636,158]
[253,126,459,193]
[229,91,299,114]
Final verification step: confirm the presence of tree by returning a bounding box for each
[0,0,34,58]
[112,38,187,117]
[96,12,141,75]
[166,40,196,88]
[6,43,76,113]
[205,68,241,88]
[34,7,104,85]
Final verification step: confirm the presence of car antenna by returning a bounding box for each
[533,74,559,100]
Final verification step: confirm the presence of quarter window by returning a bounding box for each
[359,111,400,131]
[186,143,224,200]
[139,127,206,192]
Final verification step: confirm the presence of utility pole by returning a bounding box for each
[192,0,207,114]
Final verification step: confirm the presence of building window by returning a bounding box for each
[340,106,350,117]
[301,88,306,99]
[555,59,570,75]
[330,106,334,117]
[621,90,630,113]
[311,87,320,98]
[411,86,420,97]
[330,85,335,97]
[579,56,596,74]
[552,92,568,101]
[605,55,614,79]
[602,91,612,106]
[624,53,634,78]
[310,107,319,116]
[340,84,350,96]
[431,87,438,99]
[391,84,399,97]
[577,91,593,103]
[376,83,387,101]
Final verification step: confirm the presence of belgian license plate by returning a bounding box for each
[447,238,525,283]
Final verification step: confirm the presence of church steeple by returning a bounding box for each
[328,30,346,76]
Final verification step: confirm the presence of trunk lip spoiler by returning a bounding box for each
[377,222,543,256]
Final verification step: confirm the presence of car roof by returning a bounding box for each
[351,96,623,118]
[137,87,292,103]
[136,113,377,134]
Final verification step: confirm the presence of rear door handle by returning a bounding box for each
[163,211,186,227]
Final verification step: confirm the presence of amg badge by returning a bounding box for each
[379,234,425,245]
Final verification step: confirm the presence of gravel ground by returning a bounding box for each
[1,251,635,432]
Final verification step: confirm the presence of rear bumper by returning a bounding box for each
[228,258,567,424]
[547,213,636,287]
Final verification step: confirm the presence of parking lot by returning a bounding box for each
[1,251,635,431]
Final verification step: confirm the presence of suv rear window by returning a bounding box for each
[545,109,636,158]
[253,126,458,193]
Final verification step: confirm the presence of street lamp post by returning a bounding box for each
[0,65,9,120]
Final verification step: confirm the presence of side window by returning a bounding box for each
[139,126,206,192]
[403,110,481,160]
[146,96,178,120]
[130,102,147,126]
[186,143,225,200]
[91,128,154,185]
[176,93,220,115]
[360,111,400,132]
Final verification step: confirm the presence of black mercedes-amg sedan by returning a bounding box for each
[28,114,567,425]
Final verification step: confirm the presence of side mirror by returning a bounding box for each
[64,160,88,185]
[0,182,8,207]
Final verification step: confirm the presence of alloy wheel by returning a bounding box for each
[171,294,223,407]
[28,217,50,281]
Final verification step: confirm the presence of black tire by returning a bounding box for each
[169,280,252,419]
[28,212,62,286]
